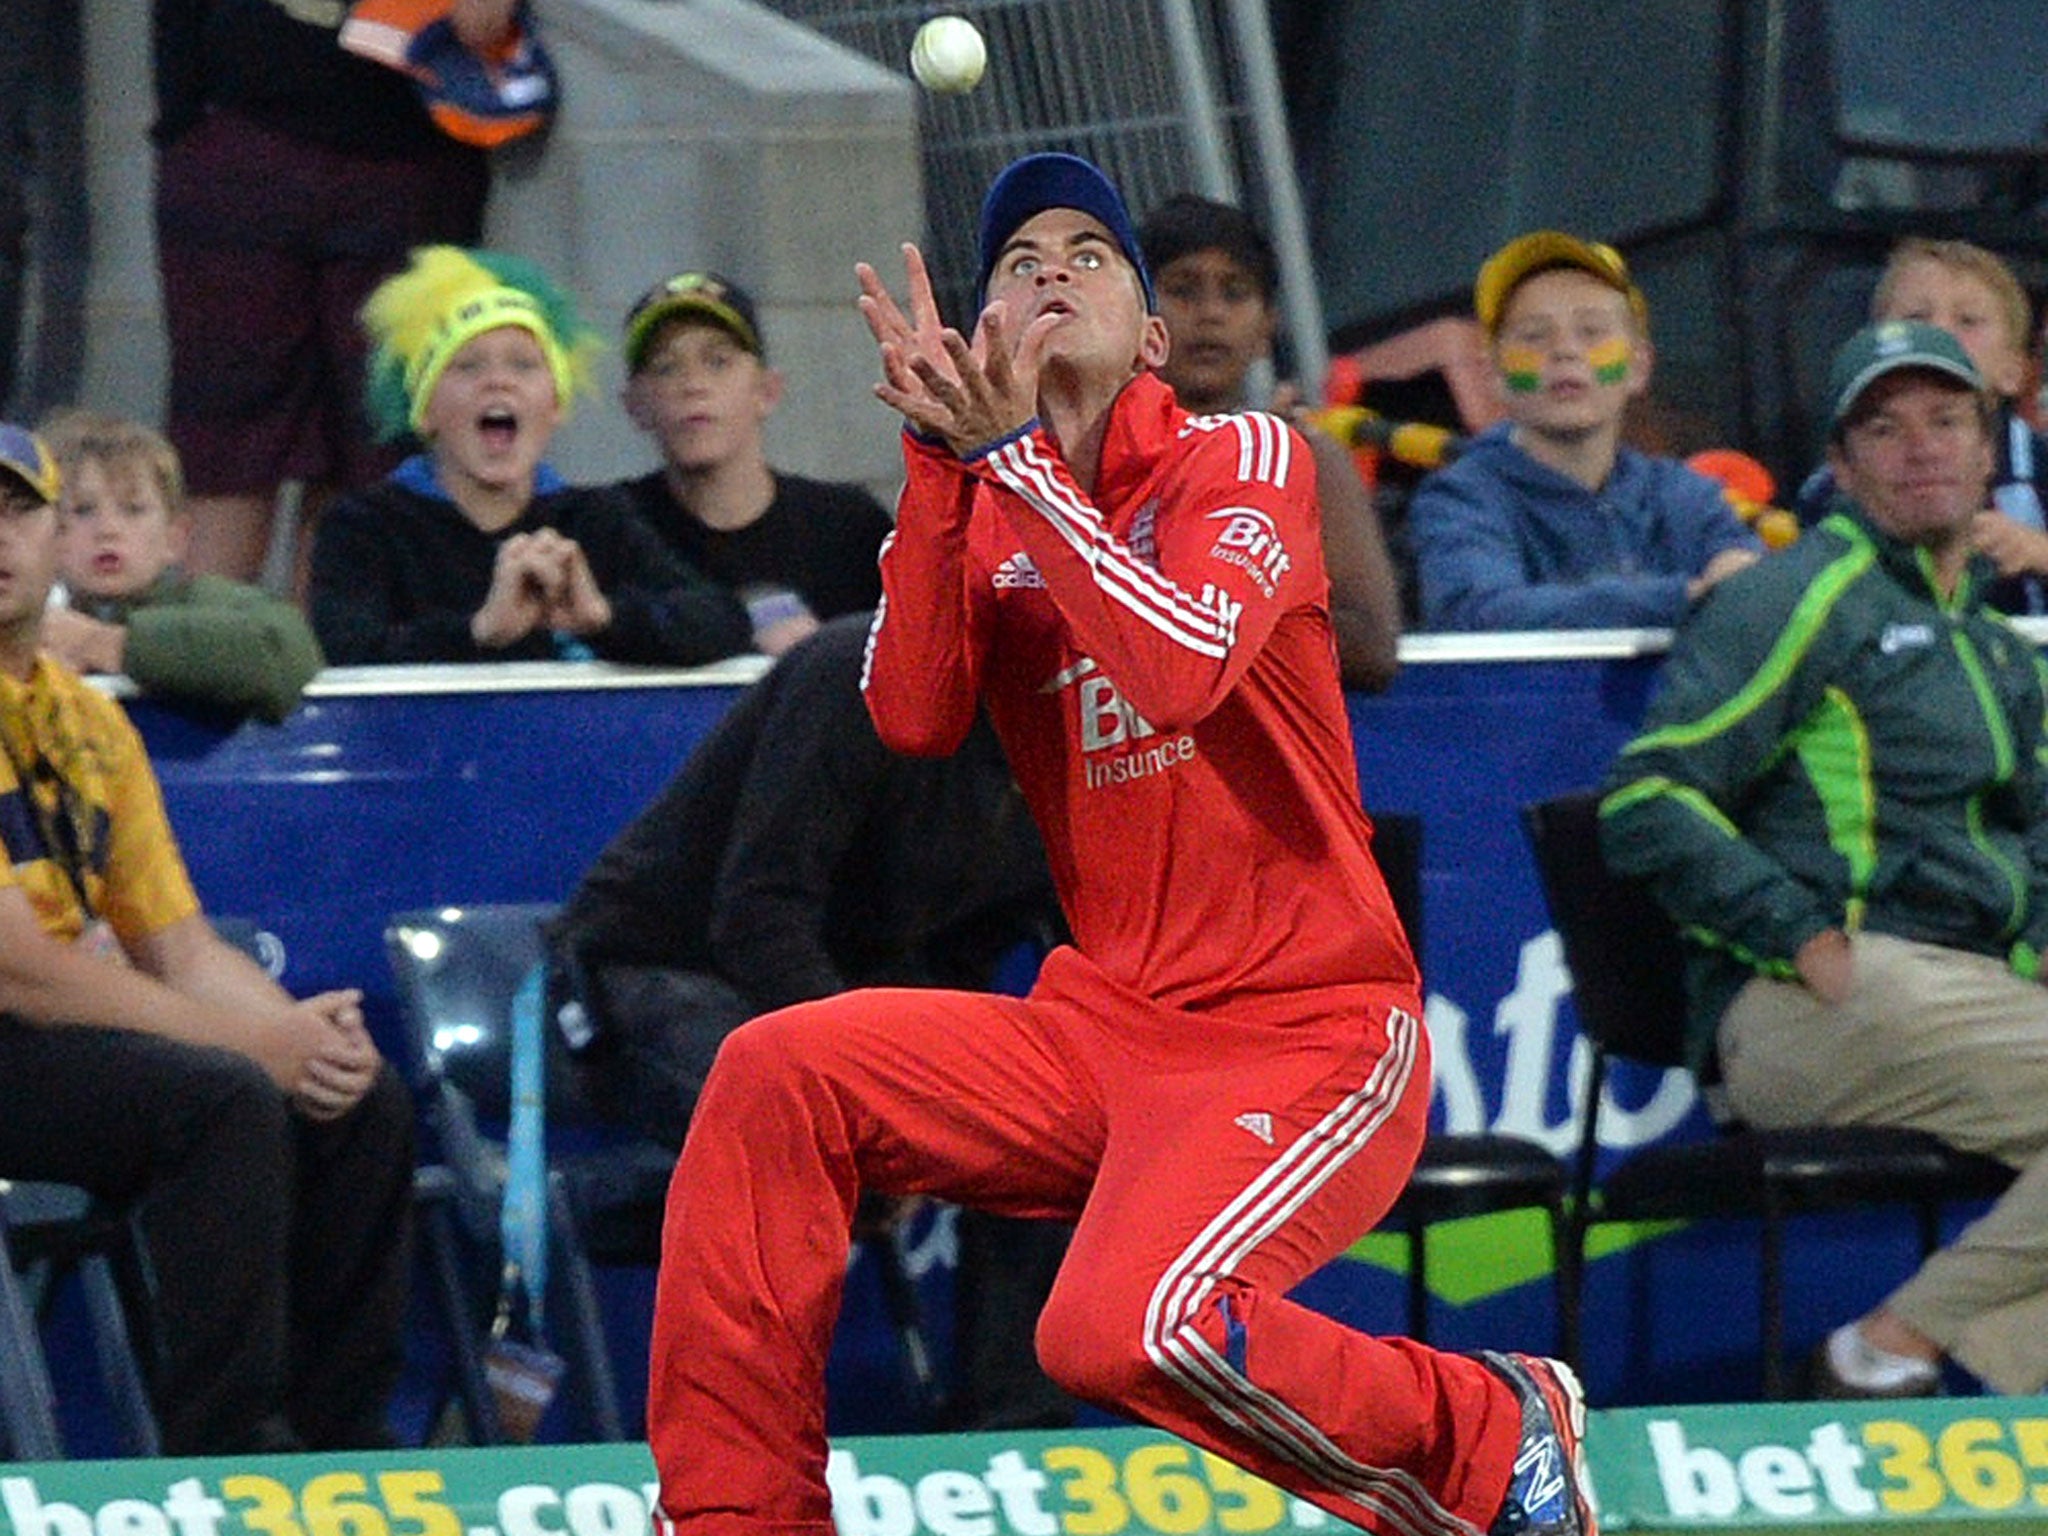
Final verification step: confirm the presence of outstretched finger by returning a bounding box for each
[878,340,933,401]
[976,301,1013,394]
[874,344,951,426]
[901,243,943,337]
[873,377,952,439]
[855,266,911,347]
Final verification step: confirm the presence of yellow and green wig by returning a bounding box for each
[361,245,601,441]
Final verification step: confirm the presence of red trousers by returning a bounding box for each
[649,947,1521,1536]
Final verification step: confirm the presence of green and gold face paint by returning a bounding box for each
[1589,334,1631,385]
[1499,344,1545,395]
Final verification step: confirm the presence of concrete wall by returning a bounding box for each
[78,0,922,491]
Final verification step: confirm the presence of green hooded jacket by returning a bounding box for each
[74,570,323,725]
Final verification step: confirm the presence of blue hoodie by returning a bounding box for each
[1410,422,1760,631]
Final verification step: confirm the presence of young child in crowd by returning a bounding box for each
[1409,231,1759,631]
[613,271,893,655]
[1137,194,1402,691]
[37,410,322,723]
[308,246,754,666]
[1796,237,2048,614]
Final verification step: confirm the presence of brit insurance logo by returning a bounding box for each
[1205,506,1290,598]
[1042,657,1197,791]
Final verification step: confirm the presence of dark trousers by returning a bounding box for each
[952,1210,1075,1429]
[0,1019,414,1453]
[571,963,752,1149]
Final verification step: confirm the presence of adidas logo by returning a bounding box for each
[1233,1111,1274,1145]
[993,552,1046,589]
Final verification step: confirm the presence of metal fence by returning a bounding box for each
[762,0,1327,385]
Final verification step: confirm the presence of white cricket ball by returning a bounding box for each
[910,15,986,96]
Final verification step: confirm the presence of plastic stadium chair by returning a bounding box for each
[385,902,629,1441]
[409,1163,500,1446]
[0,1179,159,1457]
[1370,814,1574,1358]
[1523,789,2016,1398]
[0,1187,63,1459]
[385,902,953,1437]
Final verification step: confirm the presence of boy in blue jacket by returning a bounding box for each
[1411,232,1759,631]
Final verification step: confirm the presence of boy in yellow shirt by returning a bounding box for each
[0,420,410,1452]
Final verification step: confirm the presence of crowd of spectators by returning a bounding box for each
[9,0,2048,1462]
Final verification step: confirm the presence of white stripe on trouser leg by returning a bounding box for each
[1139,1009,1483,1536]
[1146,1018,1448,1532]
[1145,1011,1473,1536]
[1153,1013,1462,1536]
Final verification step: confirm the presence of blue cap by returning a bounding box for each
[976,152,1156,311]
[0,423,57,504]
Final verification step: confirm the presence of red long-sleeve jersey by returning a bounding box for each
[864,371,1415,1018]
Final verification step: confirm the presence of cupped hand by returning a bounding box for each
[539,534,613,636]
[858,245,1056,454]
[472,533,555,647]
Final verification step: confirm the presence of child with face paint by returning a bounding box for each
[1409,232,1761,631]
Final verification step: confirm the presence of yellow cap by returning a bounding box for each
[1474,231,1647,334]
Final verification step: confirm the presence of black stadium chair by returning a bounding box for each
[386,903,630,1441]
[1523,789,2016,1398]
[1372,814,1574,1358]
[0,1193,61,1460]
[386,902,949,1438]
[0,1180,159,1458]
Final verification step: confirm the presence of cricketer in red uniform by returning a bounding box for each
[648,154,1595,1536]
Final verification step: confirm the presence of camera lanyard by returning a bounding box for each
[0,704,101,923]
[495,961,551,1343]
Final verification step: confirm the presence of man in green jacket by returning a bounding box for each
[1602,320,2048,1399]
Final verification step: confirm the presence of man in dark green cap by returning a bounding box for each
[1602,318,2048,1399]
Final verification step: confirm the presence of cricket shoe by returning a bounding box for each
[1476,1351,1596,1535]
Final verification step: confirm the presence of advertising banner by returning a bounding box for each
[14,1404,2048,1536]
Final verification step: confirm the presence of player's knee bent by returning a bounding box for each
[1038,1274,1260,1409]
[705,1008,803,1084]
[696,1001,845,1108]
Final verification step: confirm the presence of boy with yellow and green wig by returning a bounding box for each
[1408,231,1761,631]
[307,245,752,666]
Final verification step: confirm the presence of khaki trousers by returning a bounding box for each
[1719,932,2048,1392]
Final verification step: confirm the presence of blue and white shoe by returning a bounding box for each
[1477,1352,1596,1536]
